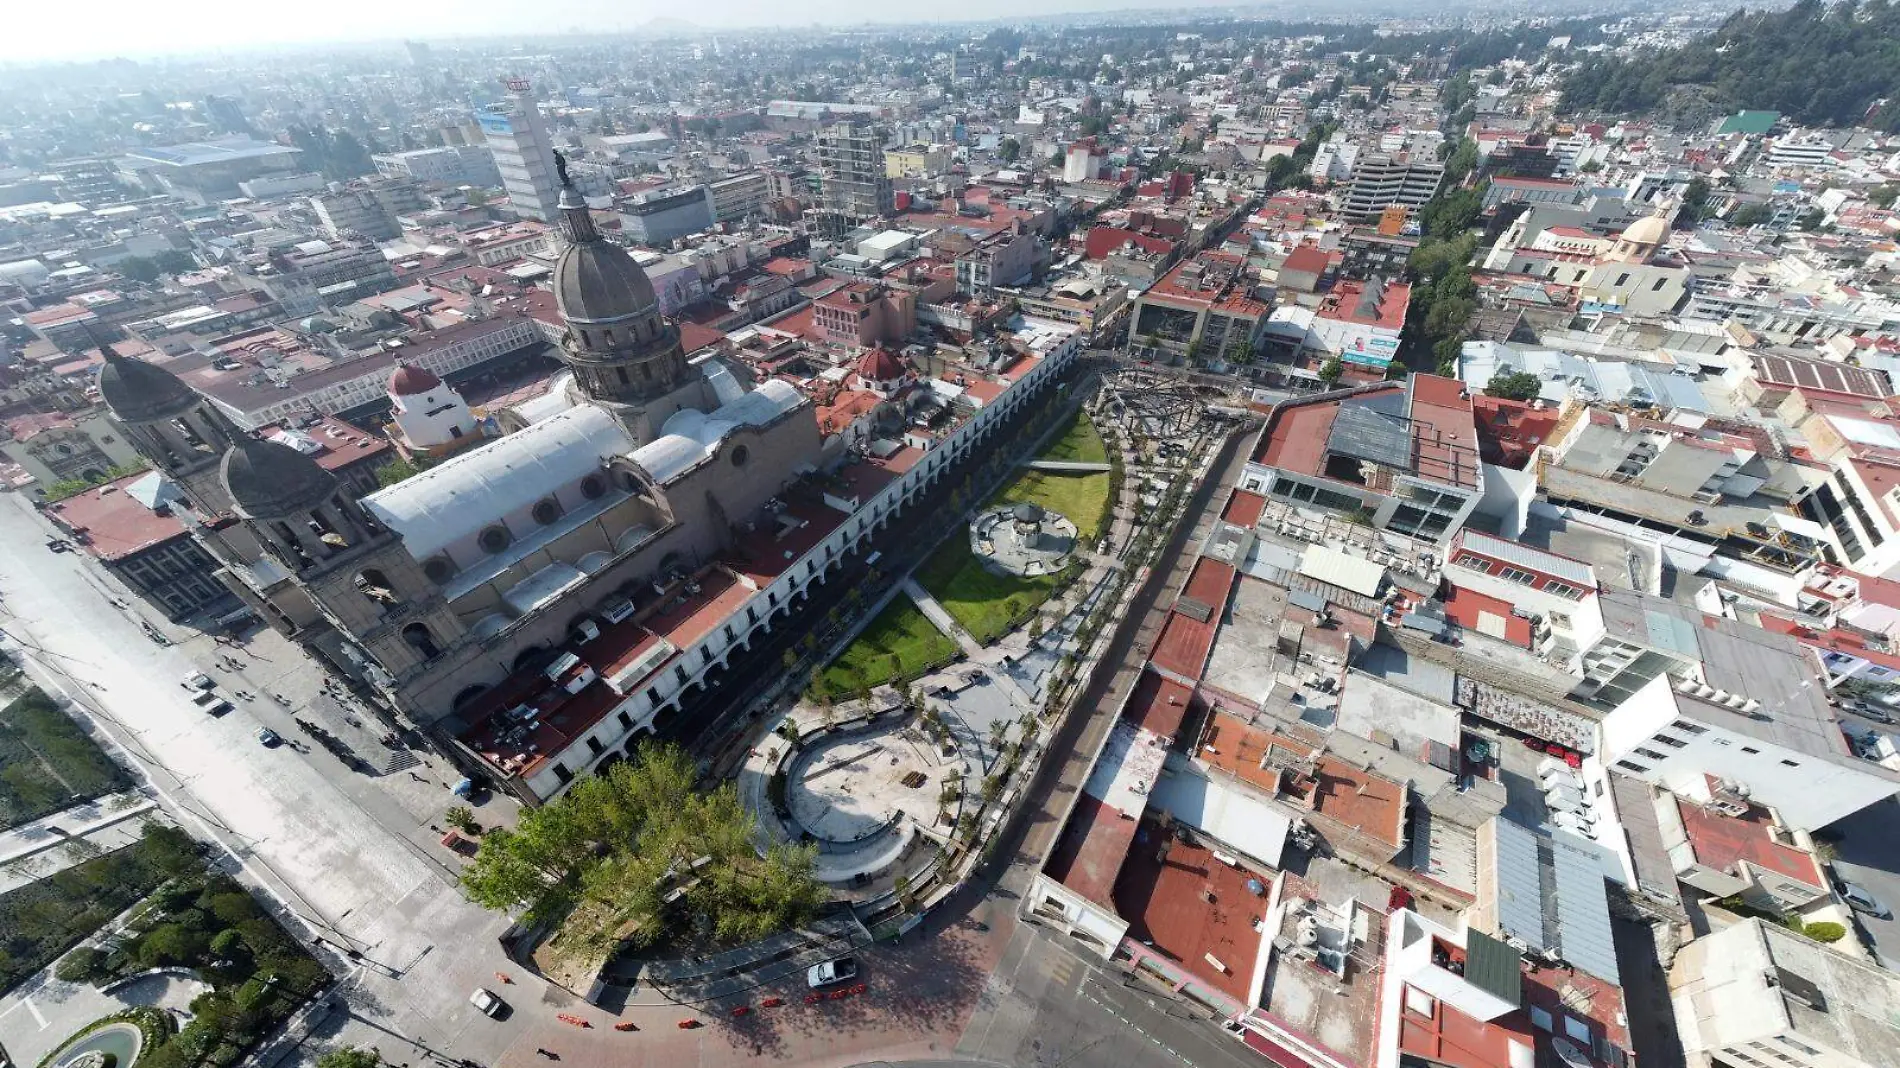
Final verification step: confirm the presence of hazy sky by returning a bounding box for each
[9,0,1238,62]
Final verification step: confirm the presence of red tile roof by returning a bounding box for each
[45,473,188,562]
[1676,798,1825,888]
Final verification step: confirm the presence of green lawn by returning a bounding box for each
[819,598,959,694]
[1039,410,1109,464]
[914,537,1070,646]
[914,464,1113,645]
[993,470,1113,541]
[0,687,130,831]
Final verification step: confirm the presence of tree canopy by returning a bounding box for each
[460,742,823,959]
[1563,0,1900,131]
[1485,370,1544,402]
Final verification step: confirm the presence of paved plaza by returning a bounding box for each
[789,729,948,843]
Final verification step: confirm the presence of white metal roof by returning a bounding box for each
[1297,543,1386,598]
[364,404,633,561]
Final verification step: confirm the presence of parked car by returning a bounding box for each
[192,690,221,708]
[182,671,215,691]
[206,700,234,717]
[469,988,506,1018]
[1836,880,1892,919]
[256,727,282,748]
[807,956,859,988]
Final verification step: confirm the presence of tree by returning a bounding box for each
[460,742,823,951]
[1730,203,1773,227]
[318,1048,383,1068]
[1485,370,1543,402]
[374,457,424,487]
[444,806,479,834]
[56,946,108,983]
[1579,160,1603,174]
[1317,357,1343,385]
[997,137,1021,163]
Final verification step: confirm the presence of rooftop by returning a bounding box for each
[1317,278,1411,332]
[44,471,187,562]
[1675,798,1825,889]
[1113,826,1271,1005]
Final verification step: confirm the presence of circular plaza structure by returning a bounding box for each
[971,501,1078,577]
[786,727,944,845]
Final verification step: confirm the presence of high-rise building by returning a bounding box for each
[816,120,893,231]
[479,78,562,223]
[1341,152,1445,220]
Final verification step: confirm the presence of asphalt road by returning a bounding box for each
[958,921,1262,1068]
[1823,794,1900,969]
[0,493,531,1068]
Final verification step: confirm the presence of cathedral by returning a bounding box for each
[99,175,1080,804]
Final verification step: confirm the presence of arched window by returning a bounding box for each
[422,555,456,584]
[402,622,440,660]
[452,684,490,711]
[354,568,397,605]
[532,497,563,525]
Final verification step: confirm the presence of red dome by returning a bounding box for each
[855,347,905,382]
[388,363,442,396]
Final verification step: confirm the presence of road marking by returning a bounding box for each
[1080,987,1197,1066]
[23,997,47,1029]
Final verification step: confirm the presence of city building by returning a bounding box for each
[119,138,305,204]
[1242,376,1483,543]
[1671,918,1900,1068]
[1128,250,1269,362]
[43,470,232,620]
[1585,590,1898,830]
[706,172,770,225]
[1340,153,1444,221]
[373,145,501,188]
[817,120,894,230]
[480,79,562,222]
[1310,278,1411,373]
[618,185,713,246]
[310,183,399,241]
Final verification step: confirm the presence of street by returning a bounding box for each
[0,492,531,1068]
[1824,794,1900,969]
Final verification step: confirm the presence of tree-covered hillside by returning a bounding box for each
[1563,0,1900,131]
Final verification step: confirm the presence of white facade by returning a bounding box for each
[1063,143,1103,183]
[1671,919,1900,1068]
[390,379,477,452]
[480,83,562,223]
[1597,675,1897,831]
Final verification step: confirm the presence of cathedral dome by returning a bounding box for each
[220,436,339,518]
[552,185,656,325]
[97,346,198,423]
[1619,212,1668,248]
[388,363,442,396]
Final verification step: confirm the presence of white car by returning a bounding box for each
[469,988,506,1017]
[181,671,214,691]
[806,956,858,988]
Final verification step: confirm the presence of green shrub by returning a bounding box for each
[56,946,108,984]
[1803,921,1848,943]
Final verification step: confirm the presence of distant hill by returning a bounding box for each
[1562,0,1900,132]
